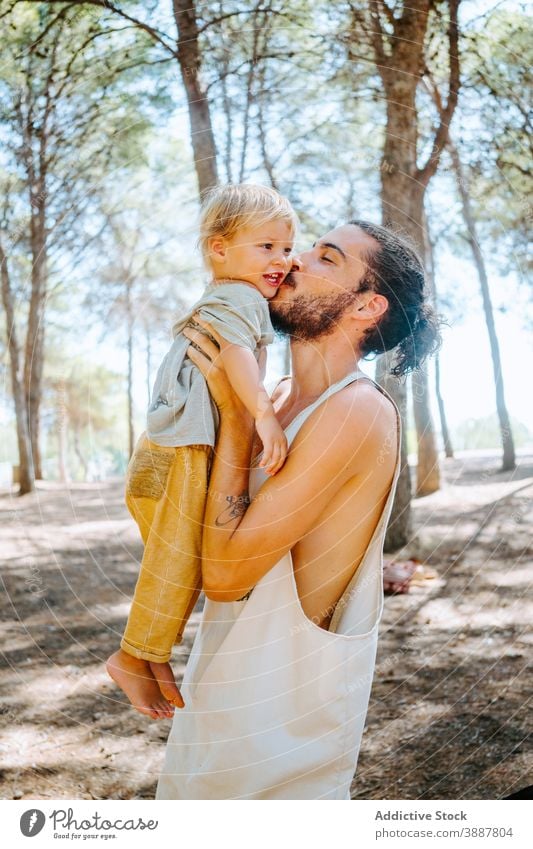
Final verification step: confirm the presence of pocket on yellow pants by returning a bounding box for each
[126,435,175,501]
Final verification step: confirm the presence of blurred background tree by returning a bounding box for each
[0,0,170,490]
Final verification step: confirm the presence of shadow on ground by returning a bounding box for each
[0,456,531,800]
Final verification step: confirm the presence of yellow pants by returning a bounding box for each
[121,433,212,663]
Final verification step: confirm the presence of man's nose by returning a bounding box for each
[290,255,303,271]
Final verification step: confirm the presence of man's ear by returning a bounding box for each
[355,293,388,321]
[208,236,227,265]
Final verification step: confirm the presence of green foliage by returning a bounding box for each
[0,0,173,295]
[452,415,532,451]
[1,0,530,480]
[43,355,129,481]
[452,8,532,277]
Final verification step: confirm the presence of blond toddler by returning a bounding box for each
[106,184,297,719]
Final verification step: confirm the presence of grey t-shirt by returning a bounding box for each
[146,281,274,447]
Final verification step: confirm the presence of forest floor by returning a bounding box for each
[0,450,531,800]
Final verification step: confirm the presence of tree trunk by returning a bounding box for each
[423,211,454,459]
[238,16,261,183]
[257,63,278,190]
[449,140,516,471]
[412,365,440,495]
[145,324,152,405]
[376,353,412,551]
[0,243,35,494]
[58,421,69,483]
[172,0,218,194]
[56,378,70,483]
[374,6,439,538]
[73,430,88,481]
[378,178,426,545]
[356,0,459,542]
[435,353,454,458]
[407,211,441,496]
[126,280,135,459]
[219,57,234,181]
[24,197,48,479]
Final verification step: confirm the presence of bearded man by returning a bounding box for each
[154,220,439,800]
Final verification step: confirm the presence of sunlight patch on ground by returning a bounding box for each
[415,597,533,631]
[363,700,450,753]
[0,726,85,768]
[490,566,532,588]
[91,601,131,619]
[6,664,92,706]
[413,481,531,516]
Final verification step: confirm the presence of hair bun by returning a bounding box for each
[391,303,442,376]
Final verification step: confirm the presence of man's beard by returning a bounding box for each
[269,289,359,342]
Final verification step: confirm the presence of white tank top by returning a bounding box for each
[156,369,401,800]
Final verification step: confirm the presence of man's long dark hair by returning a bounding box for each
[350,220,442,376]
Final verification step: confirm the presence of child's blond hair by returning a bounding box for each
[198,183,298,266]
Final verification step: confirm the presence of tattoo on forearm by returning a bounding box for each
[215,491,251,526]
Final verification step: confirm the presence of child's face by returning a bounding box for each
[209,219,294,299]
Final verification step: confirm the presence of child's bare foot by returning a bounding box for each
[149,660,185,709]
[105,649,175,720]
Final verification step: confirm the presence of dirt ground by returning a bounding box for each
[0,451,531,800]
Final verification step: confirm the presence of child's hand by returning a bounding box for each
[256,412,288,475]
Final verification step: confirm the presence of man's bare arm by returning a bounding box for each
[202,384,396,602]
[184,318,396,605]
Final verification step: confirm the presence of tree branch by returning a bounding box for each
[22,0,179,58]
[26,3,72,52]
[418,0,460,187]
[380,0,396,29]
[367,0,389,83]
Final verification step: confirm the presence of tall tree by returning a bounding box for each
[91,215,151,461]
[50,359,126,481]
[1,2,159,486]
[411,366,441,494]
[448,139,516,470]
[425,5,528,471]
[172,0,219,192]
[30,0,221,193]
[349,0,460,547]
[84,174,192,461]
[0,238,34,493]
[461,9,532,281]
[423,217,454,459]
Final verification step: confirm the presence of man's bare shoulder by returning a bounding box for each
[288,376,398,479]
[319,377,396,442]
[340,377,397,427]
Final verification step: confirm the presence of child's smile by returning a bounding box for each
[209,218,294,299]
[262,271,285,289]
